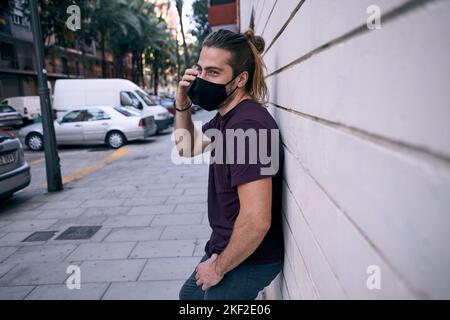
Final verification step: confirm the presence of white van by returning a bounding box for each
[53,79,173,133]
[0,96,41,122]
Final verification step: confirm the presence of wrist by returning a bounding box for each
[174,99,192,112]
[214,255,226,277]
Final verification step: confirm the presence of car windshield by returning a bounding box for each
[0,131,14,142]
[114,106,140,117]
[135,90,157,106]
[0,105,16,113]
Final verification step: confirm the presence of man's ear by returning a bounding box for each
[237,71,249,88]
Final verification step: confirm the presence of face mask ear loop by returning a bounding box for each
[225,73,239,98]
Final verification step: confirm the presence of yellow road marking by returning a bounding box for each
[43,147,129,187]
[30,157,45,165]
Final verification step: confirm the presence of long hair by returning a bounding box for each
[202,29,268,104]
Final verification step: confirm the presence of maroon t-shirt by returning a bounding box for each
[202,99,284,264]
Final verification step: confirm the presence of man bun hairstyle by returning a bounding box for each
[203,28,268,104]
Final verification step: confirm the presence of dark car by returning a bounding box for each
[156,96,196,116]
[0,104,23,129]
[0,130,31,200]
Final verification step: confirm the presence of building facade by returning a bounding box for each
[208,0,238,32]
[0,0,37,100]
[239,0,450,299]
[0,0,115,101]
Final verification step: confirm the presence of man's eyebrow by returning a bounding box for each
[196,64,224,72]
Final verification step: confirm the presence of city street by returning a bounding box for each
[0,110,213,300]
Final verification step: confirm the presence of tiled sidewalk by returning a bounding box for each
[0,112,212,300]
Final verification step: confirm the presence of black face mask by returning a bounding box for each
[187,76,238,112]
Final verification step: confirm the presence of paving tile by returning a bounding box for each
[35,208,86,220]
[0,246,19,262]
[160,225,212,240]
[151,213,203,226]
[103,227,164,242]
[80,199,125,208]
[65,242,136,261]
[78,259,146,283]
[39,201,84,210]
[127,205,175,215]
[174,203,207,214]
[3,244,76,263]
[25,283,109,300]
[0,219,59,233]
[102,216,154,228]
[0,263,17,278]
[122,196,167,206]
[130,240,196,258]
[138,257,200,281]
[165,195,207,204]
[0,262,73,286]
[0,286,35,300]
[81,207,131,217]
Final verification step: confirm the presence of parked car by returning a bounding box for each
[0,104,23,128]
[0,96,41,123]
[18,106,157,151]
[53,79,173,133]
[153,95,196,115]
[0,130,31,200]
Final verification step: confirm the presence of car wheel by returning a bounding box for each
[106,131,127,149]
[26,132,44,151]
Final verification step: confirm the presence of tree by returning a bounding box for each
[175,0,190,68]
[92,0,141,78]
[189,0,211,64]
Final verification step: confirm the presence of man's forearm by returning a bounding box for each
[174,105,196,156]
[215,213,270,276]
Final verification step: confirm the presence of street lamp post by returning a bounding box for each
[29,0,63,192]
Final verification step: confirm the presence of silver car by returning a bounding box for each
[0,104,23,128]
[0,130,31,200]
[18,106,157,151]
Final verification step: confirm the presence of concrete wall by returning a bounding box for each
[239,0,450,299]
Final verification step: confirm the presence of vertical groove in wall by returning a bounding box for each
[255,0,267,30]
[261,0,278,37]
[263,0,306,56]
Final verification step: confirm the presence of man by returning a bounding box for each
[175,29,284,300]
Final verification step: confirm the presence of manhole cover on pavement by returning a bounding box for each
[55,226,102,240]
[22,231,58,242]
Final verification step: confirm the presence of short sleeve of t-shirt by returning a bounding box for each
[202,114,218,134]
[228,118,280,188]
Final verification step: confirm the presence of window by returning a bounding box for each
[62,110,87,123]
[12,14,23,25]
[135,90,157,106]
[86,109,111,121]
[0,105,16,113]
[1,43,15,62]
[120,91,143,110]
[114,106,140,117]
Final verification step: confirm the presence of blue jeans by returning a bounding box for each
[179,254,283,300]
